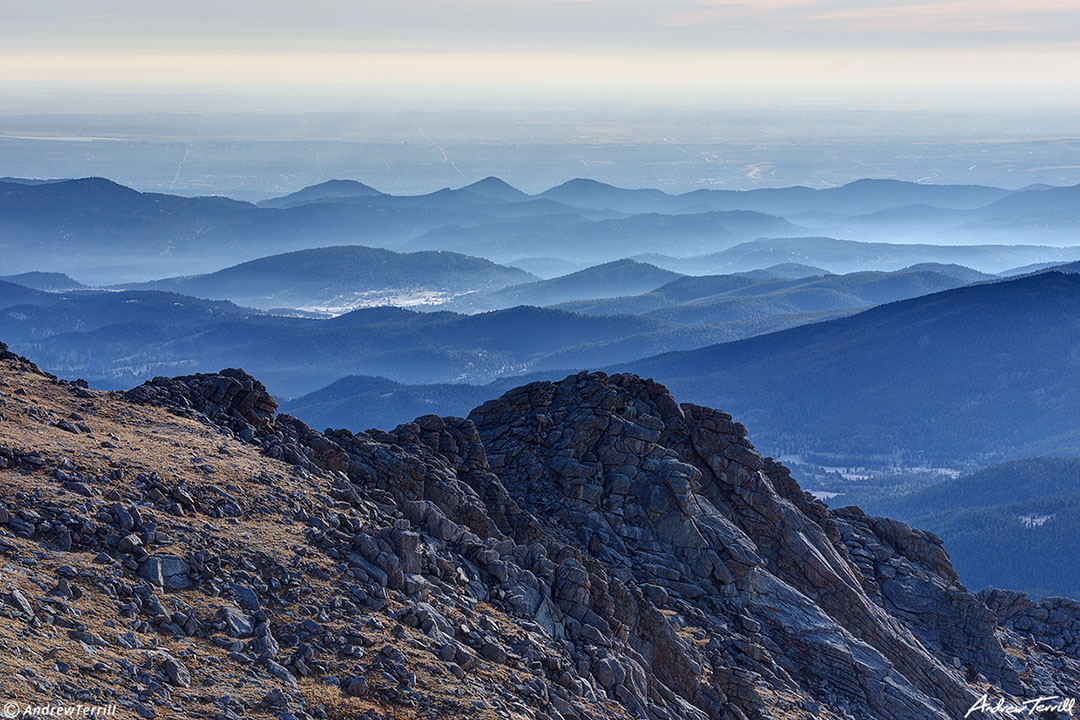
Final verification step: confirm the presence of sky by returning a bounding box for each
[1,0,1078,198]
[1,0,1079,104]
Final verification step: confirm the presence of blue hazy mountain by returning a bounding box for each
[968,182,1080,217]
[0,271,87,291]
[0,280,55,307]
[256,179,384,208]
[997,260,1080,277]
[0,177,619,281]
[283,264,995,430]
[537,179,675,213]
[642,237,1080,275]
[0,177,69,185]
[0,288,251,339]
[284,269,1060,437]
[803,204,976,242]
[404,210,807,262]
[943,184,1080,243]
[443,259,683,312]
[506,257,589,279]
[739,263,831,279]
[999,261,1068,276]
[642,268,986,326]
[897,263,993,283]
[260,176,526,207]
[459,176,530,202]
[538,177,1014,215]
[557,265,987,323]
[265,182,608,222]
[1046,260,1080,273]
[848,458,1080,600]
[794,183,1080,244]
[620,271,1080,465]
[48,261,1073,458]
[119,245,535,310]
[280,375,496,431]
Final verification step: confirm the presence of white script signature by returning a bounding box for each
[965,693,1077,718]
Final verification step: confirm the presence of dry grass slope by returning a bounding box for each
[0,351,554,720]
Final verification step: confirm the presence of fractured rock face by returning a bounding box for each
[465,371,989,720]
[219,605,255,638]
[138,555,192,589]
[982,589,1080,658]
[126,369,278,436]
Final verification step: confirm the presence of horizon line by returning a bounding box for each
[3,172,1074,201]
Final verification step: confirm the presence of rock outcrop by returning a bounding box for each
[3,354,1080,719]
[126,370,279,437]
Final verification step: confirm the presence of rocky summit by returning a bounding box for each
[1,339,1079,720]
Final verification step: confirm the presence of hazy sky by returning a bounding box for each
[1,1,1079,195]
[1,0,1078,102]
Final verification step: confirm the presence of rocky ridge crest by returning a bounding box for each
[2,353,1079,719]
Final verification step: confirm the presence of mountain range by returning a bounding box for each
[6,172,1080,475]
[6,175,1080,283]
[4,275,764,395]
[534,176,1015,214]
[0,290,655,394]
[556,263,988,324]
[0,259,995,398]
[639,237,1080,275]
[402,209,808,262]
[0,178,532,282]
[278,269,1080,470]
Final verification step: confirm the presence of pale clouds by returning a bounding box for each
[663,0,1080,43]
[2,0,1078,53]
[4,49,1078,94]
[0,0,1077,97]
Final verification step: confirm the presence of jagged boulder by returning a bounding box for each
[0,341,53,378]
[982,589,1080,656]
[139,555,192,589]
[126,368,278,434]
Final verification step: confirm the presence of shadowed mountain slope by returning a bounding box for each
[444,259,683,313]
[121,246,535,310]
[677,237,1080,275]
[851,458,1080,600]
[621,272,1080,465]
[556,265,984,323]
[257,179,384,208]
